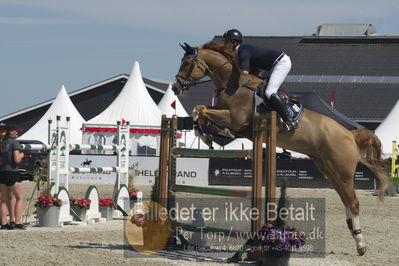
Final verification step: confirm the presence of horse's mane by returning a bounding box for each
[201,41,235,61]
[201,41,260,81]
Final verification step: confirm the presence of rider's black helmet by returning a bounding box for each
[223,29,243,42]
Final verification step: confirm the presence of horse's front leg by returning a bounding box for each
[193,105,250,137]
[191,105,232,147]
[191,111,214,149]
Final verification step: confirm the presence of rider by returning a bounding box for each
[222,29,298,132]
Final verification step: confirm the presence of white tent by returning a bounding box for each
[19,85,86,144]
[157,84,189,117]
[158,83,198,148]
[83,61,162,155]
[375,99,399,157]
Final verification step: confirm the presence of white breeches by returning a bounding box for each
[265,55,292,99]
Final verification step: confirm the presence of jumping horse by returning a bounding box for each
[171,41,389,256]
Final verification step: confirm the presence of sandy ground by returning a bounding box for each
[0,182,398,266]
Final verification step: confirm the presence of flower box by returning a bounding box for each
[71,206,87,221]
[99,206,114,221]
[69,197,91,221]
[34,192,63,227]
[99,197,117,221]
[37,207,61,227]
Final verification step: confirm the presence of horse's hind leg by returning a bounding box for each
[313,153,367,256]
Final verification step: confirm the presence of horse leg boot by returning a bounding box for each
[345,207,367,255]
[205,121,235,138]
[192,107,215,149]
[193,123,214,149]
[269,93,298,132]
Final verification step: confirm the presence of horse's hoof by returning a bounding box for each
[357,246,367,256]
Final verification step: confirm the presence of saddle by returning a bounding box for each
[256,81,301,104]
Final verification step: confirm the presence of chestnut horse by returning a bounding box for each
[171,41,389,256]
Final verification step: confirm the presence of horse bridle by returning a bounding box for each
[175,48,230,91]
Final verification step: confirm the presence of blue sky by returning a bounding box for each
[1,0,398,117]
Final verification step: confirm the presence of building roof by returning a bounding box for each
[217,35,399,77]
[283,82,398,121]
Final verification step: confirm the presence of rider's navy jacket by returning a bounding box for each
[236,44,282,71]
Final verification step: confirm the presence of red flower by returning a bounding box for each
[99,197,117,208]
[35,193,63,208]
[69,197,91,209]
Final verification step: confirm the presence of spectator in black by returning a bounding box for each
[0,124,25,230]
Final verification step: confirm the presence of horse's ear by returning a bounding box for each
[180,42,196,55]
[184,42,195,53]
[183,42,191,49]
[179,43,188,52]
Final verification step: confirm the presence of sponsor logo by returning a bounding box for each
[214,169,221,177]
[80,158,92,167]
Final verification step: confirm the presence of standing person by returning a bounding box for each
[222,28,298,132]
[0,123,6,226]
[0,124,16,229]
[0,124,25,230]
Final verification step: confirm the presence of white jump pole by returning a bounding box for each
[117,121,130,189]
[54,115,71,193]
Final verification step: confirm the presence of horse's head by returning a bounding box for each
[172,43,209,96]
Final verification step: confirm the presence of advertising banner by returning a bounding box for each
[131,157,209,186]
[209,158,376,189]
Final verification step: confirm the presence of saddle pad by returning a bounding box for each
[287,102,302,122]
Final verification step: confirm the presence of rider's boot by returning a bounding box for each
[269,93,298,132]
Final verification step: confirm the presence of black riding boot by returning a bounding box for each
[269,93,298,132]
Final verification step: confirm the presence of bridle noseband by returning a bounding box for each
[175,55,198,91]
[175,48,230,92]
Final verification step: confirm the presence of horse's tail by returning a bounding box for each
[351,129,390,201]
